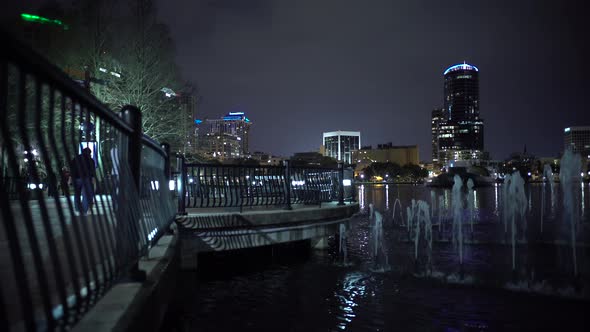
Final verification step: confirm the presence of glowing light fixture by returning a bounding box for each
[21,13,69,30]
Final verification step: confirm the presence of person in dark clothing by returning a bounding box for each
[69,147,95,215]
[60,166,70,196]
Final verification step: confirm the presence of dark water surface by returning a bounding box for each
[162,183,590,331]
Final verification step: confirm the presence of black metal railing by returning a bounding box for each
[176,157,355,213]
[0,33,175,330]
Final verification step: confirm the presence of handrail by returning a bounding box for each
[0,31,175,330]
[177,160,354,213]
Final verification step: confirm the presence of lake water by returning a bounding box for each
[161,183,590,331]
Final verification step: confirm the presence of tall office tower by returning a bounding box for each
[195,111,251,160]
[564,126,590,159]
[322,131,361,165]
[178,93,197,154]
[431,108,444,163]
[438,62,485,164]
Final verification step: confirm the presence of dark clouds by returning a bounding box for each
[50,0,590,160]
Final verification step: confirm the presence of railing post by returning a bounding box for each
[351,170,357,202]
[120,105,146,282]
[338,162,345,206]
[177,154,187,215]
[284,159,292,210]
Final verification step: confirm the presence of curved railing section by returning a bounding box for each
[176,158,355,213]
[0,33,175,330]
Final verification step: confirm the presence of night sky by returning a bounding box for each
[155,0,588,161]
[4,0,589,161]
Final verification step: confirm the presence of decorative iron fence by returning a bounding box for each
[0,33,175,330]
[175,158,355,213]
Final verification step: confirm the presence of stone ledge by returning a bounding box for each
[72,234,179,332]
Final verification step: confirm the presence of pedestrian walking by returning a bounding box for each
[69,147,95,215]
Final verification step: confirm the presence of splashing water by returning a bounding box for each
[438,194,445,238]
[430,191,436,218]
[502,174,512,235]
[467,178,475,235]
[371,210,389,270]
[560,149,582,278]
[540,164,554,233]
[406,199,417,237]
[506,171,527,271]
[452,175,464,265]
[391,198,404,226]
[413,200,433,273]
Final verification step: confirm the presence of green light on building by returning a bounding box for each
[21,13,69,30]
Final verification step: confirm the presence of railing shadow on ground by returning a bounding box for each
[0,33,175,330]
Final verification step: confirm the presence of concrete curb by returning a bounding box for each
[72,234,179,332]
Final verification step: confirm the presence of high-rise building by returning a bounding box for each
[564,126,590,159]
[437,62,485,164]
[431,108,443,163]
[322,131,360,164]
[195,111,251,160]
[174,91,197,155]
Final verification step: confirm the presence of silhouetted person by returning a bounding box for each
[60,166,70,196]
[69,148,95,215]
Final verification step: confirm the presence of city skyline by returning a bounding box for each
[152,0,587,161]
[1,0,587,161]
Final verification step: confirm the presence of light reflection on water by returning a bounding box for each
[334,271,368,330]
[163,183,590,331]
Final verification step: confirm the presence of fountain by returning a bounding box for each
[451,175,464,276]
[505,171,527,278]
[467,178,475,237]
[412,200,433,274]
[502,174,512,237]
[391,198,404,226]
[430,191,436,218]
[438,194,445,239]
[371,210,389,271]
[559,149,582,282]
[540,164,554,233]
[406,199,417,241]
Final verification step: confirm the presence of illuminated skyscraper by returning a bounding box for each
[437,62,485,164]
[322,131,360,164]
[431,108,443,163]
[195,112,251,160]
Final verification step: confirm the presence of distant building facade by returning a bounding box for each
[352,144,419,166]
[322,131,361,165]
[434,63,485,165]
[431,108,443,163]
[170,90,198,155]
[250,151,284,166]
[564,126,590,159]
[195,112,251,160]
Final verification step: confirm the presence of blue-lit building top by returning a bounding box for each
[195,111,252,160]
[443,63,479,76]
